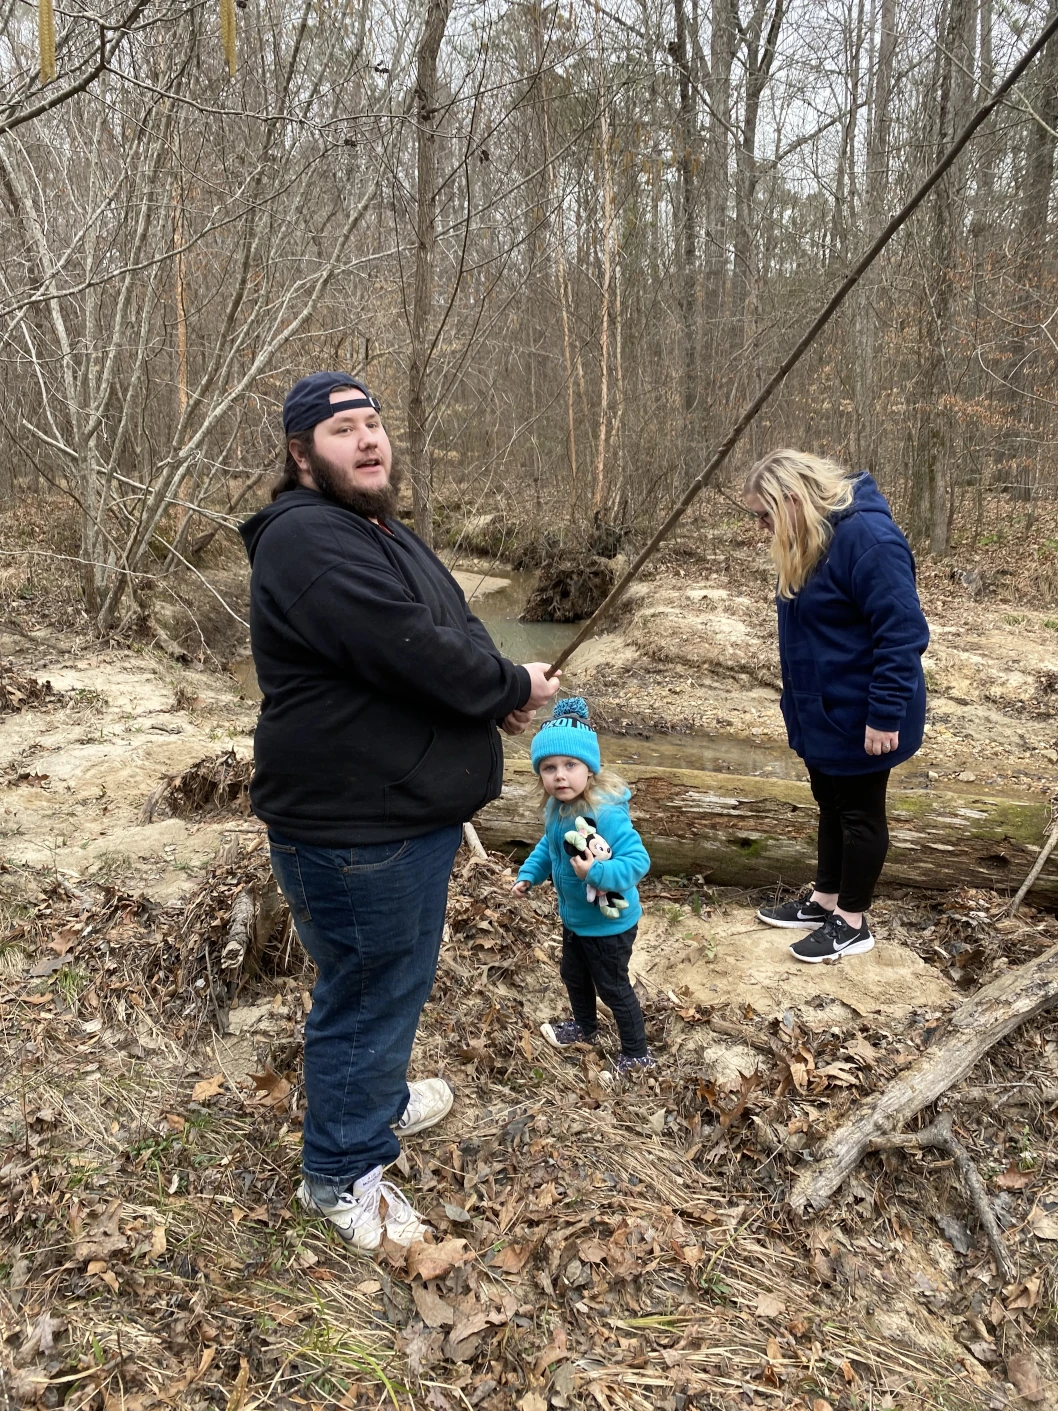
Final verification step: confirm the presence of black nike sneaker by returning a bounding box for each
[789,913,875,963]
[756,897,832,930]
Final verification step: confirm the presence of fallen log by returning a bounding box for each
[789,940,1058,1216]
[474,758,1058,901]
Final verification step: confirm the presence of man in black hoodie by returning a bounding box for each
[239,372,560,1250]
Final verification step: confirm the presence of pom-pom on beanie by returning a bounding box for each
[530,697,601,775]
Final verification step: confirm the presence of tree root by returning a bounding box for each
[868,1113,1014,1282]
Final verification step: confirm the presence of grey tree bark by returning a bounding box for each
[407,0,453,548]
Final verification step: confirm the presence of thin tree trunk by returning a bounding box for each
[673,0,698,417]
[703,0,736,367]
[407,0,452,547]
[592,23,615,519]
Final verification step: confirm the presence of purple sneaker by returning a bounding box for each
[540,1019,597,1049]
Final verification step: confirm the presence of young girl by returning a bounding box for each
[511,698,654,1075]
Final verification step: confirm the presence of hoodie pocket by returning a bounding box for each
[383,727,495,824]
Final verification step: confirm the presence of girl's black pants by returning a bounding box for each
[560,922,647,1058]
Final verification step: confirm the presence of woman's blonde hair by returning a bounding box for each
[532,765,629,817]
[744,449,857,598]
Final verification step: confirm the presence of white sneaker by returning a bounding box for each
[297,1166,429,1250]
[394,1077,453,1136]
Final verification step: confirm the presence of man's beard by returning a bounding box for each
[305,445,403,520]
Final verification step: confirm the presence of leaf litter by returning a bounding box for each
[0,837,1055,1407]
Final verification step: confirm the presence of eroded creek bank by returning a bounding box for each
[2,557,1057,1034]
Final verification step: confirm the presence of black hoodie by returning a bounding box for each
[239,489,531,844]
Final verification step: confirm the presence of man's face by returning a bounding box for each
[294,389,393,496]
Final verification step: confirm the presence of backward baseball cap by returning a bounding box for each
[282,371,381,438]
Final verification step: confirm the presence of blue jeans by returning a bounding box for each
[267,824,461,1199]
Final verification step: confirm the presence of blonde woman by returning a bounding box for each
[744,451,929,963]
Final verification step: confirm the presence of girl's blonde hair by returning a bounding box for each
[744,449,856,598]
[532,764,629,817]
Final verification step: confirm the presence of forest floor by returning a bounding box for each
[0,494,1056,1409]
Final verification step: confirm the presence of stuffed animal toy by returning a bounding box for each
[563,815,630,920]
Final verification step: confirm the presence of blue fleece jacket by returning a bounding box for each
[517,790,649,936]
[777,473,930,775]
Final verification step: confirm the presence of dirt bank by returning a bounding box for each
[0,632,258,902]
[564,566,1058,797]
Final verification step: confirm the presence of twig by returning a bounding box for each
[868,1113,1014,1282]
[1001,810,1058,916]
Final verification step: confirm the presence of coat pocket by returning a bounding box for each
[791,691,862,762]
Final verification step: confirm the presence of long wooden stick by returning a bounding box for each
[546,10,1058,677]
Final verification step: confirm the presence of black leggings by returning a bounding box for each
[560,923,647,1058]
[808,767,891,913]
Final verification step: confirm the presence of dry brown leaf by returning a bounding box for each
[406,1238,469,1282]
[149,1225,166,1259]
[250,1067,292,1109]
[517,1394,548,1411]
[1005,1276,1042,1311]
[756,1290,786,1318]
[412,1283,455,1328]
[994,1163,1033,1190]
[766,1336,782,1362]
[1028,1205,1058,1240]
[493,1242,533,1273]
[225,1355,250,1411]
[191,1073,225,1103]
[1006,1350,1045,1403]
[74,1199,127,1262]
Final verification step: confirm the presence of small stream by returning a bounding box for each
[463,570,577,665]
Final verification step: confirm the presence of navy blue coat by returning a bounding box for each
[776,474,929,775]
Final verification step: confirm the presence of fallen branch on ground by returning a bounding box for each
[867,1113,1014,1281]
[789,940,1058,1216]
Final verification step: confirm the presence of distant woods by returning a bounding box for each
[0,0,1056,627]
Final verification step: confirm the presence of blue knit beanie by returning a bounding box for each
[530,698,601,775]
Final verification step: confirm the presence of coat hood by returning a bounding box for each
[239,488,328,565]
[831,471,892,525]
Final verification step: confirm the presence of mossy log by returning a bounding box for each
[474,759,1058,901]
